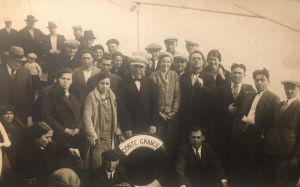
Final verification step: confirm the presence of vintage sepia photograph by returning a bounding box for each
[0,0,299,186]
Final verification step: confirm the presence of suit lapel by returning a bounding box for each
[62,95,77,118]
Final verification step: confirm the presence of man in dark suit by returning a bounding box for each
[216,63,255,170]
[260,80,300,187]
[178,50,212,144]
[117,55,158,138]
[230,68,280,187]
[87,54,121,95]
[42,68,83,150]
[17,15,45,57]
[42,21,65,80]
[0,46,33,124]
[145,43,161,76]
[90,149,131,187]
[175,126,228,187]
[0,18,18,61]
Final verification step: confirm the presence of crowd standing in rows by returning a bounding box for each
[0,15,299,187]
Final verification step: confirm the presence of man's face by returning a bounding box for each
[113,56,123,69]
[82,53,93,68]
[2,111,14,123]
[26,21,35,29]
[73,29,82,39]
[105,159,119,172]
[100,59,112,73]
[231,67,245,84]
[130,64,145,78]
[173,59,187,73]
[107,43,119,54]
[190,53,204,74]
[160,56,172,72]
[254,74,269,92]
[84,39,94,48]
[165,41,177,54]
[207,56,220,72]
[65,45,78,57]
[58,73,72,91]
[185,44,198,54]
[7,57,22,70]
[189,130,204,148]
[147,50,160,61]
[5,21,12,28]
[95,49,104,60]
[284,83,299,99]
[49,28,56,35]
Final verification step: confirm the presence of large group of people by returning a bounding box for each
[0,14,299,187]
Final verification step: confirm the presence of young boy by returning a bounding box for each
[24,53,42,98]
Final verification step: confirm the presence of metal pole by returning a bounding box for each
[136,3,140,50]
[28,0,32,14]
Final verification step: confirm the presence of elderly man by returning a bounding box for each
[185,40,199,55]
[117,55,158,137]
[164,37,179,56]
[260,80,300,187]
[0,46,33,124]
[176,126,228,187]
[230,68,280,187]
[17,15,45,57]
[0,17,18,60]
[145,43,162,76]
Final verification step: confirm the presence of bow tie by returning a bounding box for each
[134,77,142,82]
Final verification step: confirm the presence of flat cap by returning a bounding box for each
[164,36,178,43]
[50,168,81,187]
[174,54,188,63]
[72,25,82,30]
[145,43,162,51]
[130,55,148,67]
[0,105,15,115]
[281,80,300,88]
[47,21,57,29]
[102,149,122,160]
[8,46,27,62]
[185,39,199,46]
[64,39,80,47]
[4,17,12,22]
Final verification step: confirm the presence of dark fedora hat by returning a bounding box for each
[47,21,57,29]
[7,46,27,62]
[25,15,38,22]
[83,30,96,40]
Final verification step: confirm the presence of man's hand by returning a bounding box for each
[125,130,133,139]
[195,77,203,87]
[242,115,254,125]
[72,128,80,135]
[221,179,229,187]
[228,103,237,114]
[64,128,73,136]
[159,111,170,121]
[69,148,81,158]
[167,112,176,119]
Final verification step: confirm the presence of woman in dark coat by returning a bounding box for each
[13,121,80,187]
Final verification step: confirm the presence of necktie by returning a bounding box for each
[195,147,201,160]
[108,173,113,182]
[232,84,239,99]
[280,100,289,114]
[11,69,16,80]
[151,60,156,72]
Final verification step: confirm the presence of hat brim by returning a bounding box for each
[15,57,27,62]
[25,19,38,22]
[130,62,146,67]
[281,81,300,88]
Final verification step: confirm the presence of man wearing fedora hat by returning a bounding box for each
[260,80,300,187]
[80,30,96,51]
[42,21,66,83]
[0,46,33,124]
[0,17,18,62]
[145,43,162,76]
[17,15,45,57]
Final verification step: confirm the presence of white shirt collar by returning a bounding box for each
[6,64,13,75]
